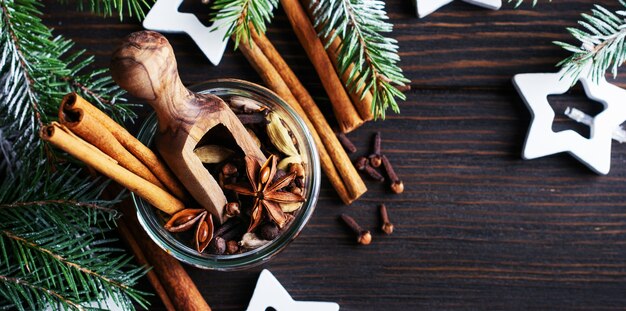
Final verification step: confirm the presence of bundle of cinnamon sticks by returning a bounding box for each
[41,93,211,311]
[237,29,367,205]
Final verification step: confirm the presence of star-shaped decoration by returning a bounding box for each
[143,0,229,65]
[415,0,501,18]
[246,270,340,311]
[513,68,626,175]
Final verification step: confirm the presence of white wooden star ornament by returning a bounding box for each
[414,0,501,18]
[246,270,340,311]
[513,68,626,175]
[143,0,229,65]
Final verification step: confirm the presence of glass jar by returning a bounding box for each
[132,79,321,271]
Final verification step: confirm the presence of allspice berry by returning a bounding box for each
[208,236,226,255]
[226,240,239,254]
[225,202,241,218]
[259,223,280,240]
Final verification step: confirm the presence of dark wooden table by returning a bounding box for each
[45,0,626,309]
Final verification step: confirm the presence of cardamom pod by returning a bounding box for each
[194,145,235,164]
[267,112,299,157]
[280,201,302,213]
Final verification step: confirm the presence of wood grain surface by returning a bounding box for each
[43,0,626,310]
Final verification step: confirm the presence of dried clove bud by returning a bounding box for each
[214,218,241,237]
[208,236,226,254]
[259,223,280,240]
[337,132,357,153]
[379,204,394,235]
[362,164,385,182]
[369,132,382,168]
[225,202,241,218]
[381,155,403,194]
[226,240,239,254]
[340,214,371,245]
[355,156,368,170]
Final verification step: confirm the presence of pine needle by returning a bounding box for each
[209,0,279,49]
[310,0,409,119]
[554,1,626,82]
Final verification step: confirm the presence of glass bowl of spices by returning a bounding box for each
[132,79,321,270]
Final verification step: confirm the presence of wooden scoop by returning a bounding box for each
[110,31,266,223]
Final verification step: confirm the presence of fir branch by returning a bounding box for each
[0,163,148,310]
[0,273,85,311]
[65,0,154,20]
[554,2,626,82]
[310,0,409,119]
[0,0,136,155]
[209,0,279,48]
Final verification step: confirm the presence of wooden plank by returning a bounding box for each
[39,0,626,310]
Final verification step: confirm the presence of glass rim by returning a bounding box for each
[132,79,321,271]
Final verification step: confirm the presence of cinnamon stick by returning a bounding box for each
[40,123,184,215]
[60,93,187,201]
[238,36,356,204]
[118,203,212,311]
[280,0,364,133]
[248,30,367,203]
[326,35,374,121]
[116,218,176,311]
[59,107,166,191]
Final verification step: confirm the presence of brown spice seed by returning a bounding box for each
[208,236,226,255]
[259,223,280,240]
[340,213,372,245]
[355,157,368,171]
[336,132,357,153]
[226,240,239,254]
[379,204,394,235]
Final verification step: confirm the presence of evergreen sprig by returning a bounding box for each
[554,1,626,82]
[310,0,409,119]
[0,0,150,310]
[209,0,279,49]
[0,0,136,153]
[65,0,154,20]
[0,161,149,311]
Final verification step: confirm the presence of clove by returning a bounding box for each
[379,204,394,235]
[381,155,403,194]
[336,132,357,153]
[369,132,382,168]
[340,213,371,245]
[355,157,385,182]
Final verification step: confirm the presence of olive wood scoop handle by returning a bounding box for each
[111,31,266,223]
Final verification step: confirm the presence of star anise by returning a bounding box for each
[224,155,304,233]
[164,208,214,253]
